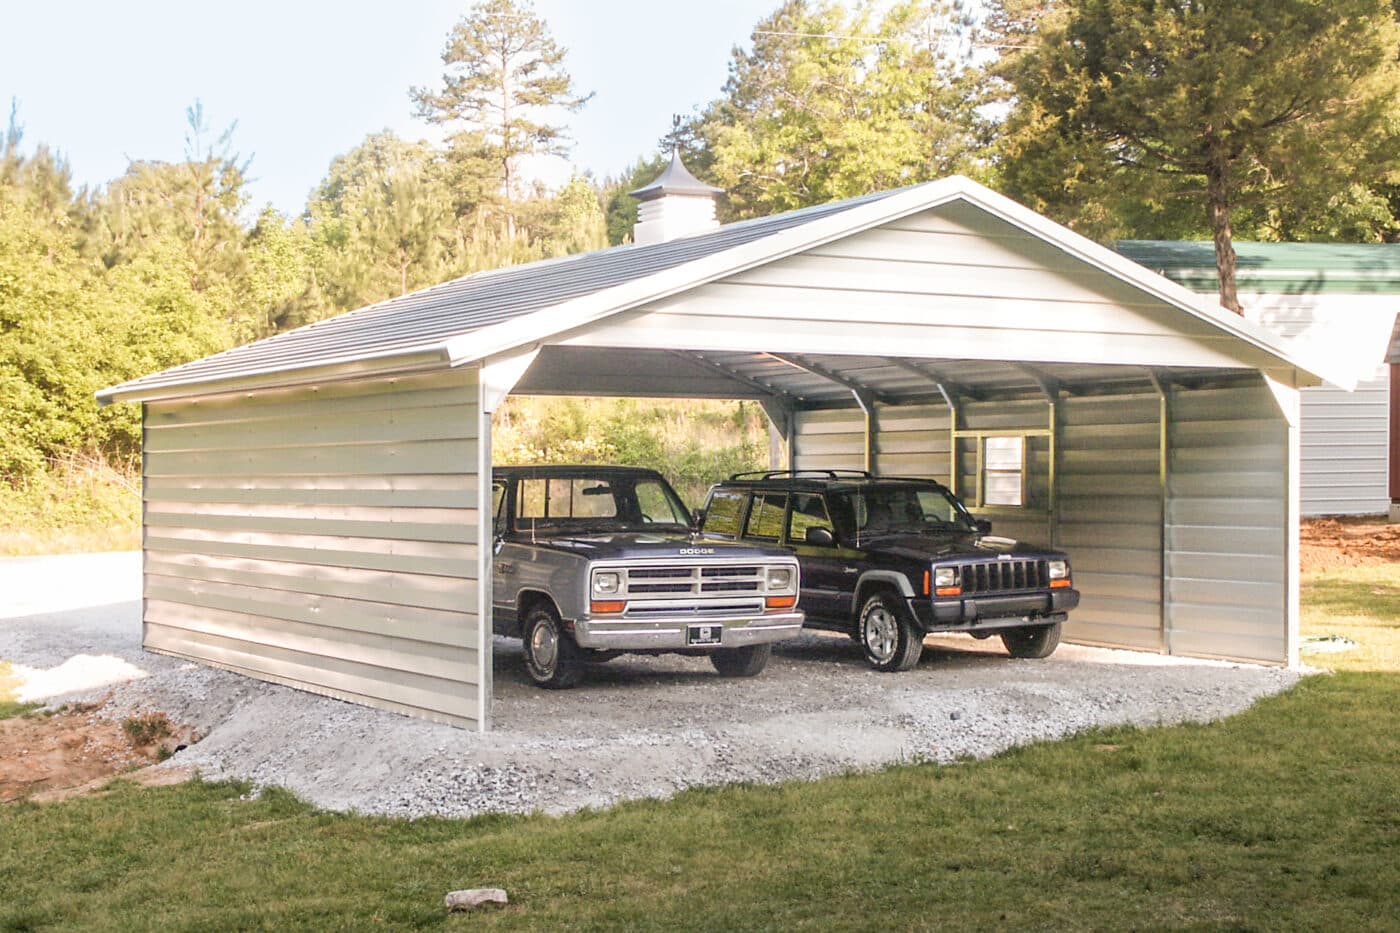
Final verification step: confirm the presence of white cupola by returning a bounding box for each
[629,149,723,246]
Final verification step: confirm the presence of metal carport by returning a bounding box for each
[98,176,1345,730]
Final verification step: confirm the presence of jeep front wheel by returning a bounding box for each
[858,591,923,672]
[710,644,772,678]
[522,604,584,688]
[1002,621,1062,660]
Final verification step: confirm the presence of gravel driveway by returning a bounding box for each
[1,552,1303,818]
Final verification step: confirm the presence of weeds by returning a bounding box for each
[121,713,173,747]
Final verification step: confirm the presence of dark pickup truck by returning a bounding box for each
[697,471,1080,671]
[491,465,803,688]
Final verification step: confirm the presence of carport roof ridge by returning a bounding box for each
[97,176,1345,405]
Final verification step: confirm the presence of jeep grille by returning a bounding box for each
[957,559,1047,594]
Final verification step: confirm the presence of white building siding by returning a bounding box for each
[1244,291,1393,516]
[142,369,484,728]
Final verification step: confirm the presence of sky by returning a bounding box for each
[1,0,779,216]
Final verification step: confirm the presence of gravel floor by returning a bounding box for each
[1,552,1304,819]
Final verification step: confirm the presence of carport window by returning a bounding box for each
[983,437,1025,507]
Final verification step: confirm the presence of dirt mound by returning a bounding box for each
[0,705,197,803]
[1301,516,1400,574]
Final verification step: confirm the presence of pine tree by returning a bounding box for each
[411,0,591,240]
[991,0,1400,312]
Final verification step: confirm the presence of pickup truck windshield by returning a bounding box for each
[515,474,691,530]
[833,484,975,537]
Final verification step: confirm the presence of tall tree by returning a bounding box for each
[687,0,988,221]
[307,131,455,310]
[991,0,1400,312]
[411,0,591,240]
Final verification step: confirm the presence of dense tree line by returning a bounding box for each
[5,0,1400,493]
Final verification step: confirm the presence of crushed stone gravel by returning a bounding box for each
[2,552,1304,819]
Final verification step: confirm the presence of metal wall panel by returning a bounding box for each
[142,369,484,728]
[1165,379,1289,664]
[1058,393,1164,651]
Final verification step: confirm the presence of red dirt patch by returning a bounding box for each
[0,705,197,803]
[1301,516,1400,574]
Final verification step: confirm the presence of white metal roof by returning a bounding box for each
[98,176,1347,406]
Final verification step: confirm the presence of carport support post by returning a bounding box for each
[853,390,877,474]
[1148,371,1173,655]
[1265,375,1303,669]
[477,349,540,731]
[759,398,796,472]
[936,384,958,492]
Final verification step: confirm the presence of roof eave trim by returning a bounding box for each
[95,345,456,407]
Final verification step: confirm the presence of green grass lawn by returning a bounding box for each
[1,566,1397,931]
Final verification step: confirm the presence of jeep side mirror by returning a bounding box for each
[973,518,992,534]
[805,526,836,547]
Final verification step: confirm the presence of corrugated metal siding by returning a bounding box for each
[1058,394,1164,651]
[1165,380,1288,664]
[142,369,483,728]
[874,403,951,478]
[793,408,866,473]
[1300,374,1391,515]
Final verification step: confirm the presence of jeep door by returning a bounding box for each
[783,493,852,623]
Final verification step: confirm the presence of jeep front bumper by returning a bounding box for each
[915,588,1080,631]
[571,611,805,650]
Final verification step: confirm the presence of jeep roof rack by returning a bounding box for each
[726,469,874,481]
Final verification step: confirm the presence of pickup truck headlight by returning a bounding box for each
[592,571,621,595]
[766,566,795,592]
[934,567,958,588]
[1047,560,1069,580]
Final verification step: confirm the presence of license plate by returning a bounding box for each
[687,624,723,646]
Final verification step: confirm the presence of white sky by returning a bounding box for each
[2,0,779,215]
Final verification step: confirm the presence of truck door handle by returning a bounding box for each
[496,561,516,574]
[843,566,858,574]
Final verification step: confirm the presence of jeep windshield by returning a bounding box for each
[513,472,692,532]
[832,483,977,537]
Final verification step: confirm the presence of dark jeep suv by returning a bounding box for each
[697,471,1080,671]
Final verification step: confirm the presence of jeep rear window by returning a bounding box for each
[744,492,788,540]
[701,489,746,537]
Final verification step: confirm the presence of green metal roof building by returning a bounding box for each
[1118,241,1400,518]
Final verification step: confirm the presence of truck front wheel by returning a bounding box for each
[522,604,584,688]
[710,643,772,677]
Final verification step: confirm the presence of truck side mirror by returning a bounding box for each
[804,527,836,547]
[692,507,705,527]
[973,518,992,534]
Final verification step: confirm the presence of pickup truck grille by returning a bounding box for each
[957,559,1046,594]
[621,564,765,596]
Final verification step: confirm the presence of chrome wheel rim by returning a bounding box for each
[529,620,558,675]
[863,605,898,663]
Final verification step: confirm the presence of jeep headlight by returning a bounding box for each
[1048,560,1069,580]
[592,571,621,595]
[934,566,958,588]
[766,566,794,592]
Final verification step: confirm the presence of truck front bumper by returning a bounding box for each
[571,611,805,651]
[916,588,1080,632]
